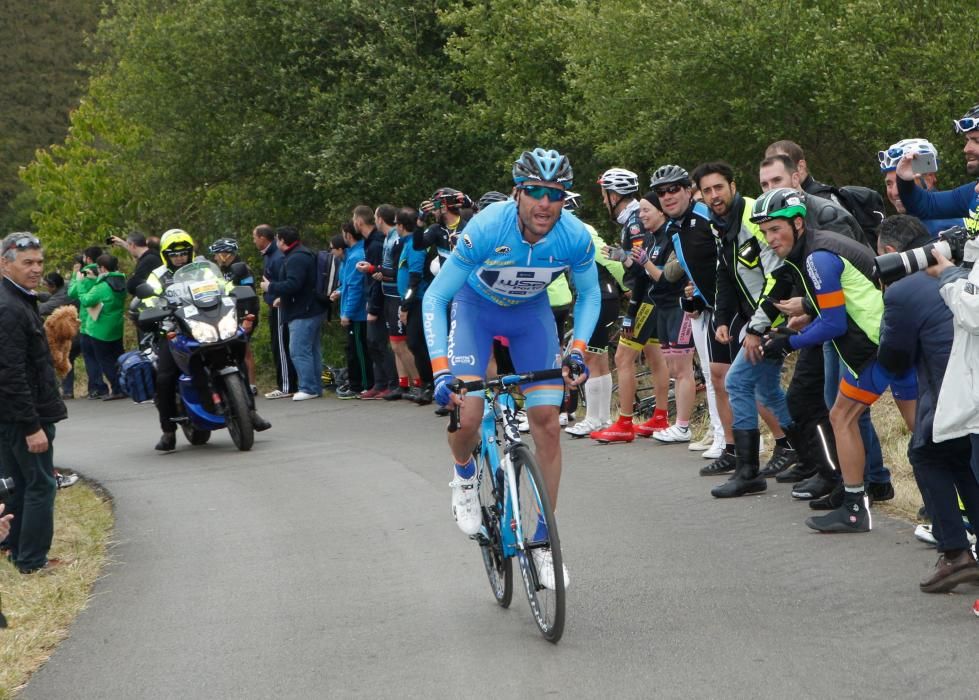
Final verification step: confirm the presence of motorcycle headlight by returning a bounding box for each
[185,318,219,343]
[217,308,238,341]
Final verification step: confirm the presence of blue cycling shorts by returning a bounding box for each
[449,285,564,408]
[839,360,918,406]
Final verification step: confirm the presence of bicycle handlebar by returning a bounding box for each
[446,368,567,433]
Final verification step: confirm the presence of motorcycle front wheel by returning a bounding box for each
[222,373,254,451]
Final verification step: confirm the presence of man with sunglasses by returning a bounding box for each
[0,233,67,574]
[878,139,964,236]
[422,148,600,590]
[895,103,979,241]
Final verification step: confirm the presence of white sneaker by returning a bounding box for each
[292,391,319,401]
[652,424,691,443]
[516,410,530,433]
[565,416,603,437]
[702,441,725,460]
[688,434,714,451]
[914,523,937,547]
[264,389,293,400]
[450,476,481,536]
[532,548,569,591]
[558,412,569,427]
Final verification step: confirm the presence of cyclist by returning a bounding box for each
[894,103,979,238]
[562,191,628,438]
[147,229,270,451]
[422,148,600,589]
[690,162,799,488]
[878,138,964,236]
[589,167,671,443]
[652,164,725,444]
[752,189,916,532]
[209,237,259,393]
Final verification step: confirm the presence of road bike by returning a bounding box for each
[448,368,567,642]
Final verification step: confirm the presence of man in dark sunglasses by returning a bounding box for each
[894,103,979,246]
[0,232,67,574]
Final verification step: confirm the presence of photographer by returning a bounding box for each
[67,246,109,399]
[876,216,979,592]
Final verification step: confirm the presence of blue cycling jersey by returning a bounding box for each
[422,200,600,374]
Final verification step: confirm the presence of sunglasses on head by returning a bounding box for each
[653,183,684,197]
[2,234,41,254]
[954,117,979,134]
[519,185,567,202]
[877,146,905,166]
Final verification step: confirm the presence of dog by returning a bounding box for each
[44,305,81,378]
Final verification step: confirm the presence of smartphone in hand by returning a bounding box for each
[912,152,938,175]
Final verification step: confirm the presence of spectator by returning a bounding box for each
[333,224,372,398]
[353,205,397,399]
[253,224,297,399]
[395,208,434,404]
[375,203,414,400]
[109,230,158,295]
[878,139,965,236]
[77,254,128,400]
[877,215,979,591]
[67,245,109,399]
[39,272,81,398]
[0,232,67,574]
[261,226,325,401]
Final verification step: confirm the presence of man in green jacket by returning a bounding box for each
[76,254,128,400]
[67,246,108,398]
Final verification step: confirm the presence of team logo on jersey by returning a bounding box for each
[629,225,641,235]
[462,234,473,248]
[806,256,823,290]
[495,245,511,254]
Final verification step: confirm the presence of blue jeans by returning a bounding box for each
[822,344,889,483]
[287,314,325,396]
[725,349,792,430]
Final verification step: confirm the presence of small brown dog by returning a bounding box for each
[45,305,81,378]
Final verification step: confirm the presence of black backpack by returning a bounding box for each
[314,250,341,317]
[834,186,886,246]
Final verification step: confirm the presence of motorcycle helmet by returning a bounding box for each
[160,228,195,271]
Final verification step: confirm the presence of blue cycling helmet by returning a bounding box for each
[476,191,509,211]
[512,148,574,188]
[877,138,938,173]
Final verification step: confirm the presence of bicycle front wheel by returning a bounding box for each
[511,444,565,643]
[476,447,513,608]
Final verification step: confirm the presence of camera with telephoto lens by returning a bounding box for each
[875,225,976,285]
[0,476,13,502]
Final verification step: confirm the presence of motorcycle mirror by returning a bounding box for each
[229,262,249,284]
[133,282,157,299]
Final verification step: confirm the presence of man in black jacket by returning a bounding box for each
[261,226,325,401]
[110,231,157,296]
[0,232,67,574]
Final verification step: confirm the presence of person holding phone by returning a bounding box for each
[894,103,979,235]
[879,138,966,236]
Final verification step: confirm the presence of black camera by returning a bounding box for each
[73,254,85,265]
[105,235,116,245]
[875,225,975,285]
[0,476,13,502]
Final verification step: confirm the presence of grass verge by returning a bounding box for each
[0,479,113,698]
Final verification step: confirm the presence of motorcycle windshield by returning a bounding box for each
[170,261,225,308]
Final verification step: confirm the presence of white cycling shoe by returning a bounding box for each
[450,476,482,536]
[565,416,604,438]
[531,548,569,591]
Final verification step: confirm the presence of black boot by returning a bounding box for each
[155,431,176,452]
[760,424,800,478]
[711,429,767,498]
[250,410,272,432]
[805,487,871,533]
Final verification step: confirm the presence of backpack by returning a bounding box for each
[834,186,886,246]
[117,350,156,403]
[314,250,341,314]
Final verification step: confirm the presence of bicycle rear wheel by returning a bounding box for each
[475,446,513,608]
[510,444,565,643]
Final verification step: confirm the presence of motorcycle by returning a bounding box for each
[136,260,259,451]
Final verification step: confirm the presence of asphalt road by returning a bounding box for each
[21,396,979,699]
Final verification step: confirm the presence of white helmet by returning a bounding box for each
[597,168,639,195]
[878,138,938,172]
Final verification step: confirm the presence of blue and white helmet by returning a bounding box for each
[512,148,574,188]
[878,138,938,172]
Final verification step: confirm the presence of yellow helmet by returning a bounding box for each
[159,228,195,271]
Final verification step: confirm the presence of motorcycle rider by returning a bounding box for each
[147,229,270,452]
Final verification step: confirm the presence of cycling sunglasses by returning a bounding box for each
[519,185,568,203]
[953,117,979,134]
[653,183,684,197]
[877,147,904,168]
[1,233,41,254]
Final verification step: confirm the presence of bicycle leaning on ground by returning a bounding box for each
[448,368,568,643]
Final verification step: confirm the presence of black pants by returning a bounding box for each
[910,435,979,553]
[90,337,125,395]
[269,306,298,393]
[786,344,837,476]
[344,321,373,392]
[0,422,57,573]
[80,333,109,396]
[366,318,396,390]
[405,304,433,384]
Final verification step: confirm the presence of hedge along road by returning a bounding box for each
[21,397,979,699]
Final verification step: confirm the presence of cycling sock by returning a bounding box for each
[584,376,601,422]
[597,373,613,423]
[725,443,736,456]
[399,376,409,389]
[454,457,476,480]
[617,412,633,424]
[676,420,689,429]
[843,484,866,510]
[775,436,790,448]
[413,377,422,387]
